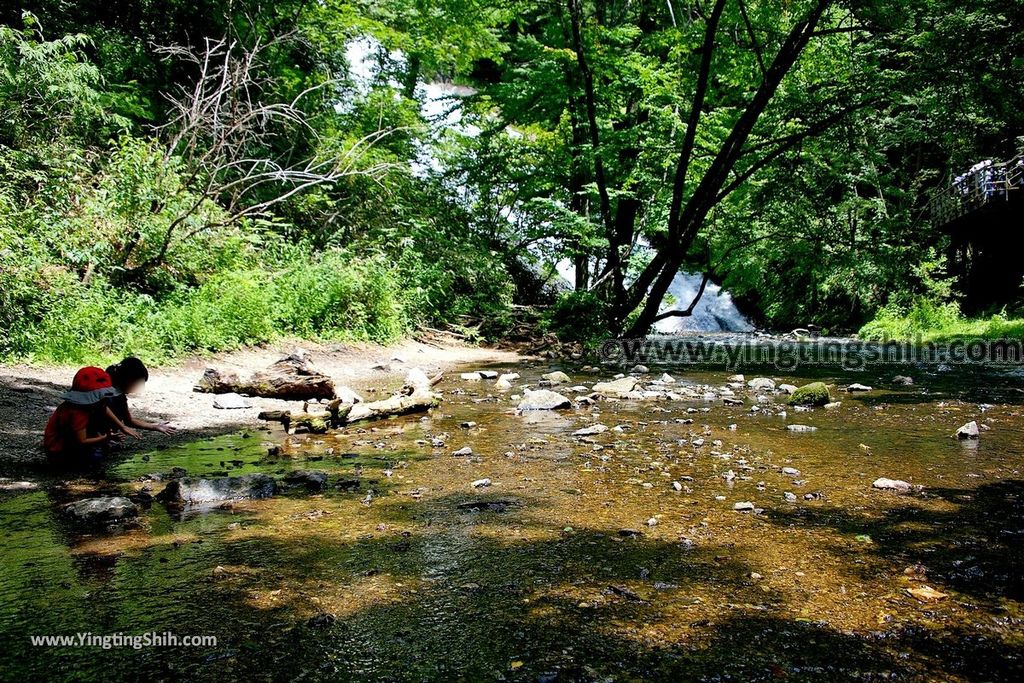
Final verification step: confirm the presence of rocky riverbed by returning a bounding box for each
[2,353,1024,681]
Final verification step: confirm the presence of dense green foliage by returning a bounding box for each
[0,4,516,362]
[859,301,1024,342]
[1,1,1022,360]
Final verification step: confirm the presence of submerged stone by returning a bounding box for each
[62,497,138,525]
[572,424,608,436]
[283,470,329,491]
[157,474,276,505]
[457,500,516,512]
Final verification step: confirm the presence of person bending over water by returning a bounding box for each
[103,357,177,441]
[42,366,118,464]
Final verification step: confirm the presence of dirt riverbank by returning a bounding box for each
[0,339,523,467]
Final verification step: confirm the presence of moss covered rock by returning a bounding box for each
[788,382,831,407]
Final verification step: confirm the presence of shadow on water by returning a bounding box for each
[761,479,1024,603]
[5,485,1023,681]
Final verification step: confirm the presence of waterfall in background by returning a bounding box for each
[345,40,752,335]
[557,262,753,334]
[653,272,753,333]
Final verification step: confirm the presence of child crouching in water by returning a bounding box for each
[42,367,118,464]
[103,357,176,441]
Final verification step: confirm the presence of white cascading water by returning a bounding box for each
[653,272,753,334]
[347,40,753,335]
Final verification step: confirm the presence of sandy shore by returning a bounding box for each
[0,339,523,467]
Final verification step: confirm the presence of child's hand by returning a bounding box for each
[123,426,142,440]
[154,423,177,435]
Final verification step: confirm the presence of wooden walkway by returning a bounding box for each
[929,153,1024,229]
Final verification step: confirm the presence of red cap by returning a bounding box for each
[70,367,114,393]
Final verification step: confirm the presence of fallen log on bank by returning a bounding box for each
[195,352,335,401]
[258,368,441,433]
[258,400,352,434]
[346,391,440,423]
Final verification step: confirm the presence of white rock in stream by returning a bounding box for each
[542,371,571,385]
[872,477,915,492]
[460,372,483,380]
[781,467,801,476]
[733,501,756,512]
[786,424,817,432]
[572,424,609,437]
[747,378,776,391]
[846,383,873,392]
[592,376,641,397]
[452,446,473,456]
[956,421,980,439]
[518,388,572,411]
[471,478,492,488]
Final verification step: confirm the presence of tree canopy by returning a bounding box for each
[1,0,1022,359]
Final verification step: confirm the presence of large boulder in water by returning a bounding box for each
[788,382,831,407]
[157,474,276,506]
[592,376,640,398]
[62,497,139,525]
[518,389,571,411]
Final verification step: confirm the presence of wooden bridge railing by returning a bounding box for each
[929,153,1024,229]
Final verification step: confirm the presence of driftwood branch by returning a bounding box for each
[128,34,401,274]
[195,353,336,401]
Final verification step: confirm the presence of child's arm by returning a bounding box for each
[133,418,176,435]
[123,406,176,435]
[106,406,142,439]
[74,427,109,446]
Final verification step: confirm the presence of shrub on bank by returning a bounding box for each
[859,299,1024,342]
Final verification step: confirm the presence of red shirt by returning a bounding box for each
[42,403,93,455]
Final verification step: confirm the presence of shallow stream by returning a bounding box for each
[2,359,1023,681]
